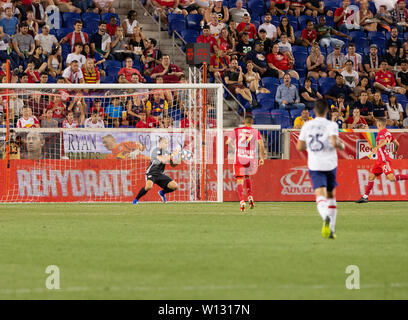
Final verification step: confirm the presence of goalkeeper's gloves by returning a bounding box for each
[129,150,141,159]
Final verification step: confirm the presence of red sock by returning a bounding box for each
[237,184,245,202]
[396,174,408,181]
[364,181,374,197]
[245,177,253,198]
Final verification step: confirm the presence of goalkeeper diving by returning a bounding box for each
[133,137,181,204]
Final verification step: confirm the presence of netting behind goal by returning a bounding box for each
[0,83,224,203]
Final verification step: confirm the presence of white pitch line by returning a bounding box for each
[1,282,408,296]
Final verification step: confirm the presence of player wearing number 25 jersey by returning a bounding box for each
[356,118,408,203]
[297,100,345,239]
[226,115,265,212]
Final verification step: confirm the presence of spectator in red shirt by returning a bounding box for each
[180,109,196,128]
[135,111,160,128]
[267,43,298,80]
[237,14,257,40]
[60,20,89,52]
[46,94,66,124]
[345,108,369,129]
[334,0,359,33]
[151,0,180,27]
[300,19,317,48]
[374,60,407,94]
[106,16,118,37]
[118,57,144,82]
[150,54,184,83]
[25,61,40,83]
[197,24,218,54]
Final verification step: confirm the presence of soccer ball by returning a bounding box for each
[181,149,193,161]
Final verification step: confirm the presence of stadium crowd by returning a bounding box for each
[1,0,408,130]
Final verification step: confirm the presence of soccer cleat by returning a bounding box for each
[240,201,246,212]
[329,231,337,240]
[248,197,255,209]
[355,197,369,203]
[132,198,139,205]
[321,216,331,239]
[158,190,167,203]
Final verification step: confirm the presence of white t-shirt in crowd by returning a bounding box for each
[66,53,86,68]
[386,103,403,121]
[299,117,339,171]
[341,69,359,88]
[259,23,277,40]
[84,117,105,128]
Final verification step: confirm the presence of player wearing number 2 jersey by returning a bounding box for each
[226,115,265,212]
[297,100,345,239]
[356,118,408,203]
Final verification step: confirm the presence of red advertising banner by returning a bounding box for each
[289,131,408,160]
[1,159,407,202]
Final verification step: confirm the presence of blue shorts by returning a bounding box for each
[308,168,338,192]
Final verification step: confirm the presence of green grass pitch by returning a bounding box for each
[0,202,407,300]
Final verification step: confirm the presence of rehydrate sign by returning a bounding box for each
[1,159,407,202]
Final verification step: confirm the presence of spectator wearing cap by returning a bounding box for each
[236,32,253,60]
[258,12,277,42]
[229,0,249,24]
[141,38,162,76]
[0,6,19,36]
[383,43,402,72]
[293,108,313,129]
[237,14,257,40]
[374,60,406,94]
[60,20,89,52]
[275,73,305,110]
[327,44,346,78]
[325,74,355,104]
[257,29,273,55]
[197,24,218,54]
[363,44,381,80]
[331,107,346,129]
[245,40,281,79]
[315,16,351,49]
[205,0,229,24]
[208,12,225,39]
[396,59,408,93]
[34,25,58,56]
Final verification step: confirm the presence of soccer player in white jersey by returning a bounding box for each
[296,100,345,239]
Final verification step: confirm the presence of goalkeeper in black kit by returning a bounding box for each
[133,137,180,204]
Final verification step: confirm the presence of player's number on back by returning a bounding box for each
[238,133,253,148]
[307,134,324,152]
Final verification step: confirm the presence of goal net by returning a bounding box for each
[0,83,224,203]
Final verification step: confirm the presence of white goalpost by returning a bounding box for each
[0,83,224,203]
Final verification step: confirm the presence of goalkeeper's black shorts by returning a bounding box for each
[146,173,173,189]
